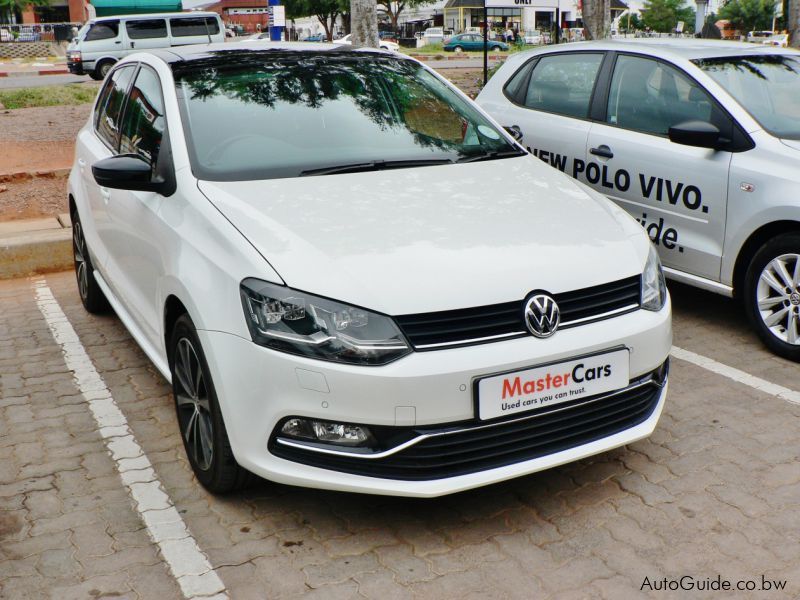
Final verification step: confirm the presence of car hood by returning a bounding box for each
[198,157,647,315]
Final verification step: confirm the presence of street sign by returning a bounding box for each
[268,5,286,27]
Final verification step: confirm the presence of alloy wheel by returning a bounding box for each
[73,220,89,301]
[756,253,800,345]
[174,337,214,471]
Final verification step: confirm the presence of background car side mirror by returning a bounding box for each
[668,120,720,150]
[504,125,523,141]
[92,154,171,195]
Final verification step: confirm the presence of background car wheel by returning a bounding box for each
[71,208,109,314]
[170,314,251,493]
[95,59,114,80]
[492,46,502,52]
[88,71,104,81]
[743,232,800,361]
[453,45,463,53]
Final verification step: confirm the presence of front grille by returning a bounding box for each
[395,275,641,349]
[270,366,665,481]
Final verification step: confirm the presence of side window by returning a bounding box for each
[95,65,136,149]
[93,76,115,129]
[170,17,219,37]
[606,55,718,136]
[119,66,166,170]
[522,53,604,118]
[126,19,167,40]
[85,21,119,41]
[503,61,535,103]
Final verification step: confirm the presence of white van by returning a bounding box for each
[67,12,224,80]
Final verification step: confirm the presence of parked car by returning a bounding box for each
[477,39,800,360]
[333,33,399,51]
[523,30,542,45]
[444,33,508,52]
[746,30,774,42]
[421,27,453,44]
[763,33,788,47]
[66,12,224,80]
[69,42,670,496]
[302,33,327,42]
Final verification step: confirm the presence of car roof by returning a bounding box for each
[142,41,401,66]
[537,38,799,61]
[92,11,218,23]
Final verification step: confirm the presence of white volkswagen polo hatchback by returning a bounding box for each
[69,43,671,497]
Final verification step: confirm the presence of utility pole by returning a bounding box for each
[483,0,488,85]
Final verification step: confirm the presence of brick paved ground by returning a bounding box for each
[1,272,799,599]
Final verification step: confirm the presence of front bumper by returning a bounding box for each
[198,297,671,496]
[67,61,85,75]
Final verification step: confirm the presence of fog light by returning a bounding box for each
[280,417,373,447]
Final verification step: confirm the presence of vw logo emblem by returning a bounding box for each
[524,293,560,338]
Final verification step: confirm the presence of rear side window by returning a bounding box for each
[95,65,136,149]
[607,55,717,136]
[170,17,220,37]
[85,21,119,41]
[522,53,604,118]
[93,76,115,129]
[126,19,167,39]
[119,66,166,170]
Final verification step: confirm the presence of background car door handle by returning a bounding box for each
[590,145,614,159]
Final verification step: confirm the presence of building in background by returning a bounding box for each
[15,0,182,24]
[194,0,269,33]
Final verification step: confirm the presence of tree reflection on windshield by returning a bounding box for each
[173,50,516,181]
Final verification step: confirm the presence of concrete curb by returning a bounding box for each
[0,214,72,279]
[0,69,69,77]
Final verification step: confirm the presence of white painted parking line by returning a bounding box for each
[32,278,228,600]
[671,345,800,405]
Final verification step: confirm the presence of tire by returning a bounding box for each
[170,314,251,493]
[453,45,463,53]
[743,232,800,361]
[71,207,109,314]
[492,46,502,52]
[95,59,114,80]
[88,71,104,81]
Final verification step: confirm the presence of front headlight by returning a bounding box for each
[240,278,411,365]
[641,245,667,311]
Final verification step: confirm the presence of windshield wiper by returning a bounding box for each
[300,158,453,177]
[456,149,527,164]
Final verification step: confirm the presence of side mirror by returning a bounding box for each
[504,125,523,141]
[92,154,170,194]
[668,120,720,150]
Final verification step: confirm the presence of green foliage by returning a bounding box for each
[0,0,50,20]
[622,12,644,30]
[641,0,696,32]
[0,84,97,110]
[718,0,776,31]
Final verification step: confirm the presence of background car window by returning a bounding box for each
[523,53,603,118]
[119,67,165,170]
[170,17,220,37]
[126,19,167,39]
[95,66,136,150]
[93,76,115,129]
[606,55,714,136]
[85,21,119,41]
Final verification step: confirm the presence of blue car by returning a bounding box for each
[444,33,508,52]
[302,33,327,42]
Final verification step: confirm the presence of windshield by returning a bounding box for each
[694,54,800,140]
[173,51,520,181]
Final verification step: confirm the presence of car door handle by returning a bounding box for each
[100,188,111,204]
[590,145,614,159]
[130,41,135,48]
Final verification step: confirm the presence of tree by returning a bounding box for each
[376,0,432,31]
[718,0,775,32]
[284,0,349,41]
[0,0,50,23]
[640,0,695,32]
[621,11,644,31]
[583,0,611,40]
[790,0,800,46]
[350,0,379,47]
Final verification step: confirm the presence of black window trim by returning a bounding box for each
[93,63,139,153]
[125,18,168,40]
[591,50,754,153]
[501,50,613,123]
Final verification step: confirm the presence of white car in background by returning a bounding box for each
[68,42,670,497]
[334,33,399,51]
[477,39,800,361]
